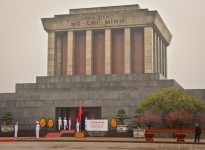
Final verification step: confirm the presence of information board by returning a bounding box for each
[86,120,108,131]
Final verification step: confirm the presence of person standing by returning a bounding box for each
[194,123,201,142]
[68,117,71,130]
[14,122,18,139]
[58,117,62,131]
[63,117,68,130]
[85,117,87,131]
[36,121,40,139]
[76,118,79,133]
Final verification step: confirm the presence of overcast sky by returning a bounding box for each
[0,0,205,93]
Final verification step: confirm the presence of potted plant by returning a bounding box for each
[116,109,128,133]
[136,111,161,141]
[116,108,127,125]
[1,112,14,133]
[166,109,192,142]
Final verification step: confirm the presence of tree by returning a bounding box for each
[166,109,192,131]
[137,87,205,128]
[137,111,161,129]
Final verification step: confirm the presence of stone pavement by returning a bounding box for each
[1,137,205,150]
[1,137,205,144]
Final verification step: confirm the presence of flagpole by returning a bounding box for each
[80,101,82,132]
[80,101,81,132]
[77,101,82,133]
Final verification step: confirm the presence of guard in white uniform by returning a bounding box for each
[85,117,87,131]
[58,117,62,130]
[63,117,68,130]
[36,121,40,139]
[14,122,18,138]
[68,117,71,130]
[76,118,80,133]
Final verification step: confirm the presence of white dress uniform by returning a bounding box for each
[58,117,62,130]
[85,117,87,131]
[36,121,40,139]
[68,118,71,130]
[76,122,80,133]
[63,117,68,130]
[14,122,18,138]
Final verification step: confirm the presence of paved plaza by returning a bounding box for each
[0,141,205,150]
[1,137,205,150]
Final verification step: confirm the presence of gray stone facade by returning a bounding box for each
[1,73,204,130]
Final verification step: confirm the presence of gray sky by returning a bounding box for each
[0,0,205,93]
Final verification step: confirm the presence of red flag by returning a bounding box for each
[77,105,82,122]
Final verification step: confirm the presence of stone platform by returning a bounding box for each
[0,73,204,130]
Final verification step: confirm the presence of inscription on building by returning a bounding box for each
[69,15,126,28]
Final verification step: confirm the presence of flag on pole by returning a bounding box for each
[77,104,82,122]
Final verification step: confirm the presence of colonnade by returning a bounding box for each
[47,26,167,77]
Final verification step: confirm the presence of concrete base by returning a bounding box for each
[75,132,85,138]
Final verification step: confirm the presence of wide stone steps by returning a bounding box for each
[14,74,181,93]
[15,80,181,93]
[36,73,163,83]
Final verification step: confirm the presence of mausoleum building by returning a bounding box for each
[0,5,204,130]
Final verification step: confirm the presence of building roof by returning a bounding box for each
[42,4,172,45]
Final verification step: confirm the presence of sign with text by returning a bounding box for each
[1,125,13,133]
[69,17,126,28]
[133,128,145,138]
[86,120,108,131]
[117,125,128,133]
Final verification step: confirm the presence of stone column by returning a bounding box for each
[124,28,131,74]
[160,40,163,75]
[161,42,165,77]
[153,31,158,73]
[55,34,62,76]
[155,33,159,72]
[157,36,161,74]
[47,32,55,76]
[144,27,154,73]
[86,30,92,75]
[164,45,167,78]
[105,29,111,74]
[67,31,74,75]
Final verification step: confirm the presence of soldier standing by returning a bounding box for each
[36,121,40,139]
[14,122,18,139]
[68,117,71,130]
[63,117,68,130]
[85,117,87,131]
[76,118,79,133]
[58,117,62,130]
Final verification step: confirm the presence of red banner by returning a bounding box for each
[77,105,82,122]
